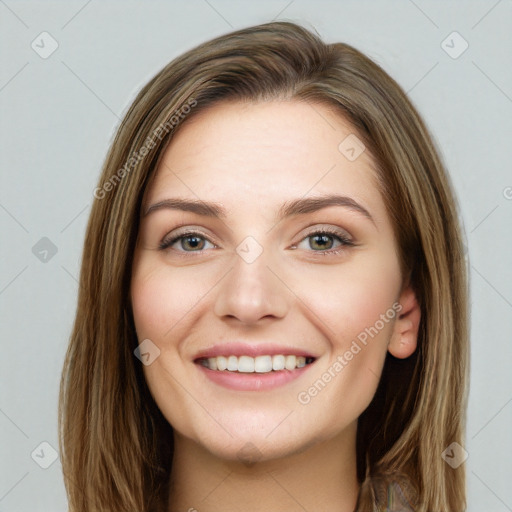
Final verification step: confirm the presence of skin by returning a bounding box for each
[130,100,421,512]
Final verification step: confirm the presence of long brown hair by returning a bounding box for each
[59,21,469,511]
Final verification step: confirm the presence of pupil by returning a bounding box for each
[184,236,203,250]
[312,234,332,250]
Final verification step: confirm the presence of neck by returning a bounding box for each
[167,423,360,512]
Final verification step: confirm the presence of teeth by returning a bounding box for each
[254,355,272,373]
[227,356,238,371]
[238,355,255,373]
[272,354,285,371]
[201,354,313,373]
[285,355,296,370]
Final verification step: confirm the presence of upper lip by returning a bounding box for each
[193,342,318,361]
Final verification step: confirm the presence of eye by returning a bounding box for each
[294,228,355,254]
[158,227,354,255]
[159,230,215,253]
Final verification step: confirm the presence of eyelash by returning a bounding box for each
[159,227,355,257]
[293,227,355,255]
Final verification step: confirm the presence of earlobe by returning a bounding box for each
[388,285,421,359]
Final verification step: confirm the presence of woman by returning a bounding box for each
[59,21,469,511]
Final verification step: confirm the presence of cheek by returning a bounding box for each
[292,254,401,422]
[291,253,402,349]
[130,258,206,434]
[131,259,206,342]
[297,310,394,438]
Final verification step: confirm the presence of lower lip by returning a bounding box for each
[196,363,314,391]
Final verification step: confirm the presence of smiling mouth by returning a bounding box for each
[196,354,316,373]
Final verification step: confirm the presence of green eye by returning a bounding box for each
[159,232,214,252]
[296,229,354,254]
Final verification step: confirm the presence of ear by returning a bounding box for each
[388,283,421,359]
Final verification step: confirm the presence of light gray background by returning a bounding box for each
[1,1,511,510]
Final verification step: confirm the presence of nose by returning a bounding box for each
[213,248,289,325]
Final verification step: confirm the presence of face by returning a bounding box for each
[130,100,410,462]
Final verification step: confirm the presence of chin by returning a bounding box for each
[197,434,311,466]
[186,414,331,466]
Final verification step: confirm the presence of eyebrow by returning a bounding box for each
[143,194,375,224]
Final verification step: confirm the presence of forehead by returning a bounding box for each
[144,100,383,219]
